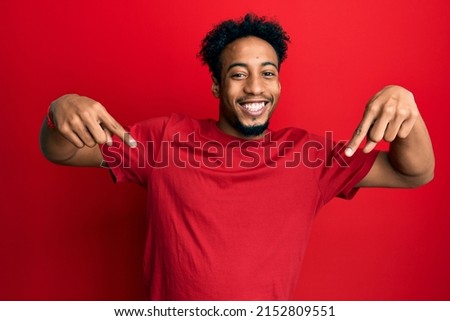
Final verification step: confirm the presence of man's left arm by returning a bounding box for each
[345,85,435,188]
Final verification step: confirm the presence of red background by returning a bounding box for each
[1,0,449,300]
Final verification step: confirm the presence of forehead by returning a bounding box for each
[220,36,278,68]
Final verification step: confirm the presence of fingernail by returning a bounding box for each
[129,138,137,148]
[345,147,353,157]
[106,140,113,146]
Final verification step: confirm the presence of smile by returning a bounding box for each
[239,101,269,116]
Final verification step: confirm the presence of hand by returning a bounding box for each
[345,85,419,157]
[49,94,137,148]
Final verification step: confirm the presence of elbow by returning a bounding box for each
[416,157,436,187]
[40,149,66,165]
[40,143,75,166]
[39,141,61,165]
[391,151,436,188]
[405,166,435,188]
[411,172,434,188]
[419,168,435,186]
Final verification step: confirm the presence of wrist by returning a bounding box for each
[46,104,56,129]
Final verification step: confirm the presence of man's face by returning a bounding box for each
[214,36,281,138]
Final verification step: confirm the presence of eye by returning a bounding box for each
[231,72,247,79]
[262,71,276,78]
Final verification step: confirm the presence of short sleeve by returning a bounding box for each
[309,133,379,204]
[99,116,169,187]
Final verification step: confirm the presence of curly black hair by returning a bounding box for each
[198,13,290,80]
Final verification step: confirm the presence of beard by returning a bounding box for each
[234,119,269,137]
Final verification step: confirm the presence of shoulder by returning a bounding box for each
[131,113,199,136]
[269,127,334,152]
[270,126,311,142]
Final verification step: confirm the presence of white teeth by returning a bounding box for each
[242,102,265,111]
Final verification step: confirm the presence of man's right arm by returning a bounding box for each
[39,94,136,167]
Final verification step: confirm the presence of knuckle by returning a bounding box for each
[97,137,107,145]
[371,137,382,144]
[58,124,71,135]
[110,119,120,131]
[82,133,95,146]
[368,131,382,143]
[410,109,419,119]
[354,126,363,137]
[67,116,80,127]
[384,104,396,115]
[383,133,395,142]
[365,103,378,113]
[85,141,97,148]
[397,129,409,139]
[79,109,92,119]
[95,132,108,145]
[91,101,104,111]
[396,107,409,118]
[404,88,414,99]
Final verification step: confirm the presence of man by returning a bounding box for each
[40,14,434,300]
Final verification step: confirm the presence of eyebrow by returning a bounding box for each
[226,61,279,72]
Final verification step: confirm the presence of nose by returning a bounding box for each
[243,75,264,95]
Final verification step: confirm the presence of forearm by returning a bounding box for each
[39,95,82,164]
[39,94,134,167]
[40,119,105,167]
[388,115,435,184]
[39,117,79,164]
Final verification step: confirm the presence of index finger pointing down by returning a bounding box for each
[101,115,137,148]
[345,125,365,157]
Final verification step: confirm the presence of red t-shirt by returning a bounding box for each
[101,113,378,300]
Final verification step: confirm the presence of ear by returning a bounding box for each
[211,77,220,98]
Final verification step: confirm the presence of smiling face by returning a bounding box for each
[213,36,281,138]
